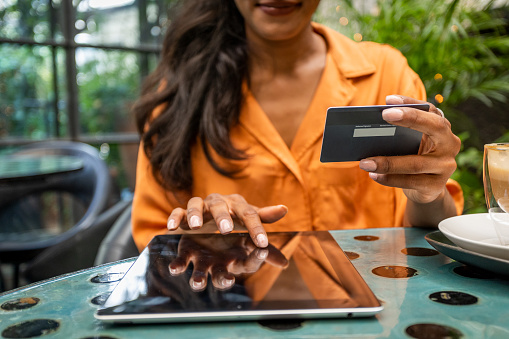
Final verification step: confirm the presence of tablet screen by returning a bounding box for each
[95,231,382,323]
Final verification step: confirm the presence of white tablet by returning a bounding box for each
[95,231,383,324]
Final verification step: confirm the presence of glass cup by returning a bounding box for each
[483,143,509,246]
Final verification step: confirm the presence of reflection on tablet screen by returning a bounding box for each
[96,231,382,323]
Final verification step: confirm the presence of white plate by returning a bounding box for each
[438,213,509,261]
[425,231,509,277]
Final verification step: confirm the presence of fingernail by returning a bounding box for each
[220,219,233,233]
[169,266,178,275]
[256,249,268,260]
[221,277,234,287]
[167,219,176,230]
[359,160,377,172]
[191,279,204,289]
[275,205,288,216]
[386,95,404,104]
[382,108,403,121]
[256,234,268,248]
[190,215,201,229]
[369,172,379,180]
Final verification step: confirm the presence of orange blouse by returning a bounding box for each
[132,23,464,251]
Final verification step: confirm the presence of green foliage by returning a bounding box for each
[0,44,57,139]
[316,0,509,213]
[320,0,509,106]
[453,133,486,214]
[78,51,140,135]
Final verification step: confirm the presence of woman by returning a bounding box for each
[132,0,463,250]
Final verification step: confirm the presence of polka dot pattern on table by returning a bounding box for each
[353,235,379,241]
[401,247,439,256]
[1,319,59,338]
[344,251,360,260]
[1,297,40,311]
[258,319,304,331]
[429,291,478,306]
[90,273,124,284]
[90,294,110,306]
[405,323,463,338]
[372,265,418,278]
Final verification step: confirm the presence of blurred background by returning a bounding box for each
[0,0,169,197]
[1,0,509,212]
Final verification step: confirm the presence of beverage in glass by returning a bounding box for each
[484,143,509,246]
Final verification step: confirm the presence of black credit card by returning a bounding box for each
[320,104,430,162]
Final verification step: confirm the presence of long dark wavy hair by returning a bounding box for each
[134,0,248,192]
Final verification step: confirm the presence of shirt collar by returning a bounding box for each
[312,22,377,79]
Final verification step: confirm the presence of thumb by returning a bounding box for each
[257,205,288,223]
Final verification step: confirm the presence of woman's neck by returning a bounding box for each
[246,23,326,77]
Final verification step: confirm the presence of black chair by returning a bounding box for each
[94,204,139,265]
[21,199,132,283]
[0,141,123,289]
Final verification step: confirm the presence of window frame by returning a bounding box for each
[0,0,164,147]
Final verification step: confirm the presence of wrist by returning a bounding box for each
[405,187,447,206]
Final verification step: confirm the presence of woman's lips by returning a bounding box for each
[256,2,301,16]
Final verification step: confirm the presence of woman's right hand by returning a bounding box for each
[166,193,288,248]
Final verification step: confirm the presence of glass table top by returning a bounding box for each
[0,154,84,181]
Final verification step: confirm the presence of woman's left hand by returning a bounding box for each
[358,95,461,204]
